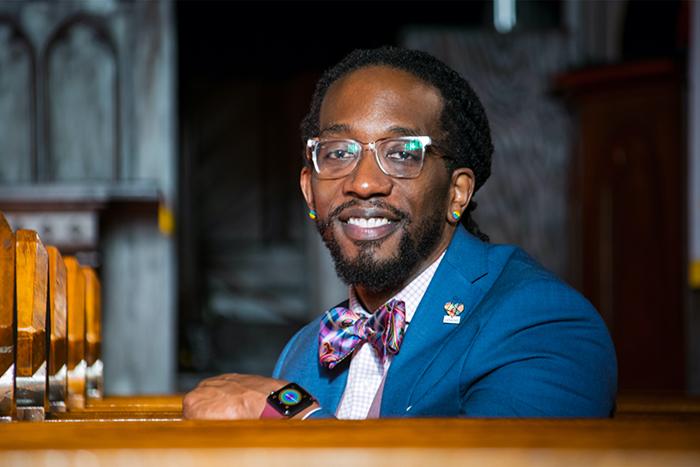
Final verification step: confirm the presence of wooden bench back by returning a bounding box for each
[83,266,103,399]
[0,213,14,421]
[64,256,86,410]
[15,229,49,420]
[47,246,68,413]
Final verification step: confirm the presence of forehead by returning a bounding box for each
[319,65,444,139]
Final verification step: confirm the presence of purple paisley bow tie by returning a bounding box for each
[319,299,407,370]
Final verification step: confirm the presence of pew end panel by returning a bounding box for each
[0,213,14,421]
[14,230,49,421]
[47,246,68,413]
[65,256,86,410]
[83,266,103,399]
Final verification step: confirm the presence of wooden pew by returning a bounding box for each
[83,266,103,399]
[0,214,14,421]
[64,256,87,411]
[14,229,49,420]
[616,393,700,419]
[0,418,699,466]
[53,256,180,420]
[47,246,68,413]
[0,210,181,421]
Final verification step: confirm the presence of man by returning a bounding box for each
[183,46,617,420]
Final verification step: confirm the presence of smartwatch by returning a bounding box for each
[260,382,316,419]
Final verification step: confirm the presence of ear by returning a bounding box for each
[447,167,475,224]
[300,165,315,211]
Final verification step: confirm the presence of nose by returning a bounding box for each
[342,148,393,199]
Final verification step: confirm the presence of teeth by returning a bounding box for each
[347,217,390,228]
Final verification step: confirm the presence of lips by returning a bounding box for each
[337,206,402,242]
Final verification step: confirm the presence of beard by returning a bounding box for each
[316,200,446,294]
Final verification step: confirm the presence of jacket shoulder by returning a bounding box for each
[460,244,617,417]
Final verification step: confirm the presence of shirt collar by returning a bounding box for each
[347,249,446,323]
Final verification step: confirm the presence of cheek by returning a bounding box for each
[311,179,343,217]
[401,173,451,218]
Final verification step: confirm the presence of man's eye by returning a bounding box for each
[323,149,354,160]
[386,151,420,162]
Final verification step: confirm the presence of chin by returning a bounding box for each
[318,207,446,293]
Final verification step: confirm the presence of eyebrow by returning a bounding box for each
[319,123,351,137]
[318,124,423,138]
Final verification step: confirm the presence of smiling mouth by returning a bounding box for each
[346,217,391,228]
[341,216,401,242]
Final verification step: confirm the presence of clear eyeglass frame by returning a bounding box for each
[306,136,433,180]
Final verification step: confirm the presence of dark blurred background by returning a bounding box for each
[0,0,698,396]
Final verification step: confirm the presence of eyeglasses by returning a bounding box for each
[306,136,433,180]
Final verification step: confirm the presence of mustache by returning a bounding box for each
[327,199,409,222]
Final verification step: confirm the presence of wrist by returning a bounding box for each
[260,382,316,419]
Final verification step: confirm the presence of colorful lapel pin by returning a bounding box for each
[442,301,465,324]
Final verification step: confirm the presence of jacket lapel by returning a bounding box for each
[381,227,489,416]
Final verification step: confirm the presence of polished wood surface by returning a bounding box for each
[616,393,700,417]
[82,265,103,399]
[1,418,698,448]
[0,213,14,418]
[47,247,67,377]
[15,230,47,379]
[0,418,699,467]
[49,395,183,421]
[83,266,101,369]
[85,394,183,410]
[64,256,86,409]
[47,246,67,412]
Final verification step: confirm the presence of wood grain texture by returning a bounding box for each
[15,229,47,377]
[64,256,85,408]
[0,419,698,450]
[47,246,67,376]
[1,447,699,467]
[0,212,14,417]
[0,213,14,374]
[83,266,101,366]
[85,394,183,410]
[47,395,182,420]
[47,246,67,411]
[616,394,700,415]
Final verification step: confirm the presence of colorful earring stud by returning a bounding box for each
[451,211,461,221]
[308,209,317,220]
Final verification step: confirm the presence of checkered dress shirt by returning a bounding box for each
[335,250,446,420]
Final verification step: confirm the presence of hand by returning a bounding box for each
[182,373,287,420]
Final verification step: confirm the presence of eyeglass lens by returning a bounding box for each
[314,138,426,179]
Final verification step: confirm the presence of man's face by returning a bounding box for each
[301,66,457,293]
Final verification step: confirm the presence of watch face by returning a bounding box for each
[267,382,314,417]
[279,388,302,406]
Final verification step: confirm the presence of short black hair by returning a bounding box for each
[300,46,492,242]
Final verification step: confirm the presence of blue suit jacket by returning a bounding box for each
[273,227,617,418]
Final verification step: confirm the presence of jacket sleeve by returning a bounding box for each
[272,323,338,420]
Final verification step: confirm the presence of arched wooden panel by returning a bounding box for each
[0,18,34,182]
[47,18,117,181]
